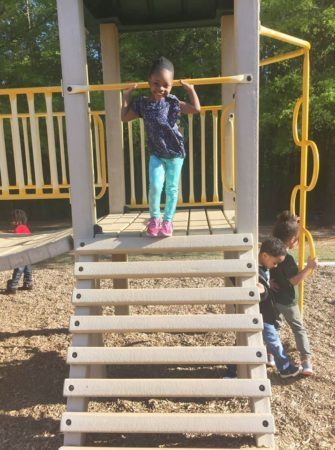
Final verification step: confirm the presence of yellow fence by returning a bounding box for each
[124,104,235,207]
[0,87,106,200]
[0,85,236,207]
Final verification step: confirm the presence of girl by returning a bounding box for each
[271,211,318,376]
[5,209,33,294]
[121,56,200,237]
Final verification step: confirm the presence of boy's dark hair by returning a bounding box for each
[273,210,299,243]
[149,56,174,77]
[11,209,28,225]
[260,237,287,257]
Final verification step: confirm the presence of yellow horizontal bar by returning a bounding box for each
[0,106,222,120]
[68,75,250,94]
[200,105,222,112]
[0,86,62,96]
[260,48,305,67]
[260,26,310,50]
[0,112,66,120]
[0,193,70,200]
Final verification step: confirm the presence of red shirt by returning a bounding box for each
[15,224,31,235]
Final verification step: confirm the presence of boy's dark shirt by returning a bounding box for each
[270,254,298,306]
[258,265,280,326]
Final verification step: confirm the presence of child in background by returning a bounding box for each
[258,237,301,378]
[121,56,200,237]
[271,211,318,376]
[4,209,33,294]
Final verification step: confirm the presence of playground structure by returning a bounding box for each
[0,0,319,449]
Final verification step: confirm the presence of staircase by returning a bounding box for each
[60,233,275,449]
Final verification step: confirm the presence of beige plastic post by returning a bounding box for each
[234,1,275,448]
[221,15,237,314]
[234,0,258,245]
[100,23,125,213]
[57,0,101,446]
[101,24,129,314]
[221,15,236,212]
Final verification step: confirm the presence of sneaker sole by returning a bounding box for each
[279,368,301,379]
[302,370,313,376]
[146,231,160,237]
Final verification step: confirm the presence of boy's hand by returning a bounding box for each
[256,282,265,294]
[306,256,318,270]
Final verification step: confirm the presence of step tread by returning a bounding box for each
[74,259,256,279]
[60,412,275,434]
[75,233,253,254]
[69,313,263,333]
[63,378,271,398]
[72,286,259,306]
[67,346,266,365]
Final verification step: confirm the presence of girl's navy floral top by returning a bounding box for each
[132,94,185,159]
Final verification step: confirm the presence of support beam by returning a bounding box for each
[100,23,125,213]
[234,0,259,256]
[57,0,96,240]
[221,15,236,212]
[57,1,101,445]
[234,3,275,448]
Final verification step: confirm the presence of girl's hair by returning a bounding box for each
[272,210,299,243]
[149,56,174,77]
[11,209,28,225]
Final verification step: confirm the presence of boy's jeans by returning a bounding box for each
[263,322,291,371]
[149,154,184,222]
[9,266,33,289]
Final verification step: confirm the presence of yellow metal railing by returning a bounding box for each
[260,25,320,316]
[0,75,248,205]
[0,88,107,200]
[125,104,232,208]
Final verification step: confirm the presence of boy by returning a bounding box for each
[259,238,301,378]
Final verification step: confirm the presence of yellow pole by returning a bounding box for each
[295,50,310,316]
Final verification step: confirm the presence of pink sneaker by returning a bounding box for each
[146,218,161,237]
[159,220,173,237]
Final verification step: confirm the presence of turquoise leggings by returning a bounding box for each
[149,154,184,222]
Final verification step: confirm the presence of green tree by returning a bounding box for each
[260,0,335,223]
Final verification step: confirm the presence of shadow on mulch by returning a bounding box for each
[0,414,62,450]
[108,364,226,379]
[0,346,67,410]
[86,432,256,448]
[0,327,68,340]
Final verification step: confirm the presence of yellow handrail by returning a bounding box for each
[260,26,311,49]
[220,102,235,193]
[261,25,319,316]
[66,75,252,94]
[95,115,108,200]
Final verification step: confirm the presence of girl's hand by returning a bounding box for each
[180,79,195,91]
[306,256,318,270]
[122,84,138,100]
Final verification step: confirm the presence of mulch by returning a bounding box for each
[0,260,334,450]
